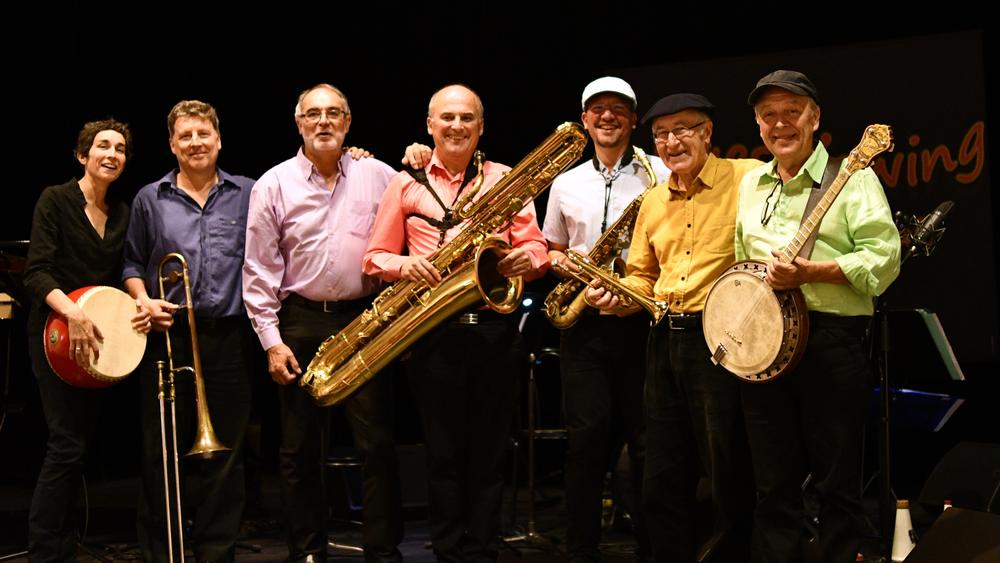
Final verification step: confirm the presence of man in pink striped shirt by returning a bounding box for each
[243,84,403,563]
[363,84,549,561]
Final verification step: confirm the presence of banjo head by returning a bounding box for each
[703,261,809,382]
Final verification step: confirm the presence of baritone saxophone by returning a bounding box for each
[300,122,588,406]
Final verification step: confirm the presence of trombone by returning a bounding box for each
[156,252,230,563]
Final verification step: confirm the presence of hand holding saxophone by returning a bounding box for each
[400,256,443,285]
[584,280,622,311]
[496,247,533,278]
[548,249,582,279]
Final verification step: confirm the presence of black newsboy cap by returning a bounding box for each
[641,93,715,125]
[747,70,820,105]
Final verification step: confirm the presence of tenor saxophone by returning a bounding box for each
[544,146,659,328]
[300,122,588,406]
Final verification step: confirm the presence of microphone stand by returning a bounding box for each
[872,205,951,562]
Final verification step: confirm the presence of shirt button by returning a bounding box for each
[686,250,690,255]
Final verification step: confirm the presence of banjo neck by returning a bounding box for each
[777,124,895,264]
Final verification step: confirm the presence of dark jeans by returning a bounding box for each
[277,297,403,563]
[741,315,871,563]
[560,313,649,561]
[644,322,755,563]
[27,333,105,562]
[136,316,253,563]
[407,312,522,563]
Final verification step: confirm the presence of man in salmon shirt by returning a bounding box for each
[363,84,549,561]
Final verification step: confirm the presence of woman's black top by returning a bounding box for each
[23,179,129,334]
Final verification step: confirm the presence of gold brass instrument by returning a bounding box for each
[562,249,669,325]
[301,122,588,407]
[155,252,231,563]
[544,146,658,328]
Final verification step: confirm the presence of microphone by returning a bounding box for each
[907,200,954,258]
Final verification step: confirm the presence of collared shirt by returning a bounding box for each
[122,168,254,318]
[362,150,549,281]
[543,150,670,255]
[24,179,129,332]
[621,154,762,313]
[243,149,396,350]
[735,143,900,316]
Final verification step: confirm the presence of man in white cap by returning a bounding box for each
[587,92,760,562]
[543,76,669,562]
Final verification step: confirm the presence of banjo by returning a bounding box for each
[702,124,893,382]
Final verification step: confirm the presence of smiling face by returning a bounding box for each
[650,109,713,182]
[581,92,636,151]
[426,85,483,165]
[296,86,352,160]
[170,116,221,175]
[754,87,820,169]
[77,129,127,185]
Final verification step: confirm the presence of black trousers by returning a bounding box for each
[407,312,522,563]
[136,316,253,563]
[644,321,755,563]
[27,331,106,562]
[277,297,403,563]
[560,313,649,561]
[741,315,871,563]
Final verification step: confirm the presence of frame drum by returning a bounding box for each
[44,286,146,388]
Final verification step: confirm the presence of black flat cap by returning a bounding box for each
[747,70,820,105]
[641,93,715,125]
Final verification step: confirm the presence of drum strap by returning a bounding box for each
[798,155,845,259]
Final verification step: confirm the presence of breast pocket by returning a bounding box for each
[210,217,246,258]
[348,200,378,238]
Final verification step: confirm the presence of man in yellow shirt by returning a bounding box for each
[588,93,760,562]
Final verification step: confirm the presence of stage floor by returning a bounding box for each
[0,471,644,562]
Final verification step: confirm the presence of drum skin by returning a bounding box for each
[44,286,147,388]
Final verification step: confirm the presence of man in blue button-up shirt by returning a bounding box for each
[123,100,256,563]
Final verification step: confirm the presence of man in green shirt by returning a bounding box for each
[734,70,900,563]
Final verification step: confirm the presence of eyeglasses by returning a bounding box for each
[298,107,348,123]
[586,104,633,117]
[653,120,707,144]
[761,178,783,226]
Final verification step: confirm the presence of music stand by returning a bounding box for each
[502,348,561,554]
[872,306,966,561]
